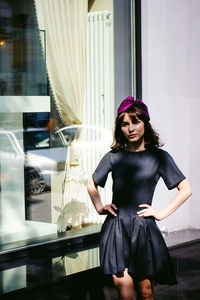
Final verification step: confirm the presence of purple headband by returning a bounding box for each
[117,96,150,120]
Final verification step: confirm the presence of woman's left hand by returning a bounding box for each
[137,204,162,221]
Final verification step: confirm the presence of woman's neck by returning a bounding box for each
[125,140,146,152]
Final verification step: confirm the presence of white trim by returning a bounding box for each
[0,96,50,113]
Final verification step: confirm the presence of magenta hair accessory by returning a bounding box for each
[117,96,150,120]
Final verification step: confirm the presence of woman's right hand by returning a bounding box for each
[97,204,117,217]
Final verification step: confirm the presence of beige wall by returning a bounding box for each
[89,0,113,12]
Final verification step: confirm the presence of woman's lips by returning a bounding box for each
[129,134,136,138]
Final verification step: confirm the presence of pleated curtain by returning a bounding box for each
[34,0,88,124]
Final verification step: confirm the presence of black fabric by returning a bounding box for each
[93,152,112,188]
[92,148,185,284]
[157,149,185,190]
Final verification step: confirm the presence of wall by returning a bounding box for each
[142,0,200,231]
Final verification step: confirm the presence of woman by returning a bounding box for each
[87,97,192,300]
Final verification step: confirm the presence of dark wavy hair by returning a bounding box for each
[111,104,163,151]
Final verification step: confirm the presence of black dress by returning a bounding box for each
[92,148,186,284]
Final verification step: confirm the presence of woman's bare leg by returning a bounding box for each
[112,268,136,300]
[137,277,154,300]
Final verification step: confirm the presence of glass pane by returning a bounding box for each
[0,0,117,250]
[0,114,25,244]
[0,27,47,96]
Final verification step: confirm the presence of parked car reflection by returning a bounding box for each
[0,129,68,195]
[0,125,111,198]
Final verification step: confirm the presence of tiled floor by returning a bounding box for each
[0,230,199,299]
[154,241,200,300]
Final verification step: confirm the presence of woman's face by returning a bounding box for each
[121,113,145,144]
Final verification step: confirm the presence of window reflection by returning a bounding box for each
[0,266,26,294]
[0,247,99,295]
[0,0,114,246]
[52,125,112,232]
[52,247,100,278]
[0,109,113,239]
[0,28,47,96]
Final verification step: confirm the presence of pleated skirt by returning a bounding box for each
[99,213,177,285]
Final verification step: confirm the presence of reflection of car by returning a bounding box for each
[0,129,67,195]
[0,125,112,195]
[22,129,68,188]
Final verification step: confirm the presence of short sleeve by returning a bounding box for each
[158,149,186,190]
[92,152,112,188]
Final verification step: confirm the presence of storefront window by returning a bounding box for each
[0,19,56,245]
[0,0,134,251]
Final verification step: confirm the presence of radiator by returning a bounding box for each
[84,11,112,129]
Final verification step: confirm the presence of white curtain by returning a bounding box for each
[34,0,88,124]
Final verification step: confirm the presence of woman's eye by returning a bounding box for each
[122,122,129,126]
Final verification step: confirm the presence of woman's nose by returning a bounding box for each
[129,124,135,132]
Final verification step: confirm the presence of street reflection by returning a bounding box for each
[0,266,26,294]
[0,247,99,296]
[0,113,113,243]
[52,247,99,278]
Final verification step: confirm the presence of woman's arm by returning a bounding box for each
[137,179,192,221]
[87,177,117,216]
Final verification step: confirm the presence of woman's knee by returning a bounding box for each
[137,279,153,300]
[119,287,135,300]
[112,270,136,300]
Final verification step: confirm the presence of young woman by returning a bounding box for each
[87,97,192,300]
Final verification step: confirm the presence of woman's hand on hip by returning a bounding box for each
[97,204,117,217]
[137,204,162,221]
